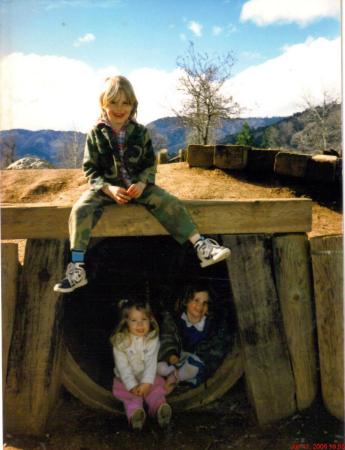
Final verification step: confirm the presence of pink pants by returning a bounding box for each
[112,375,167,421]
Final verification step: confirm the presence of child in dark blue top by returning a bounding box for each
[157,283,231,390]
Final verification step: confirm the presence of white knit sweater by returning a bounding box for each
[113,332,160,391]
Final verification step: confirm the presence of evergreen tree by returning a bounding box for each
[235,122,254,146]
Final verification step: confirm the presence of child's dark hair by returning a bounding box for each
[110,297,159,348]
[176,282,215,314]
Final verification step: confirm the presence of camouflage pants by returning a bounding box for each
[69,184,198,251]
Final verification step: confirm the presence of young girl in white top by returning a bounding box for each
[110,298,172,430]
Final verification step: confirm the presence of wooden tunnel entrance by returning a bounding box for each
[62,235,242,412]
[5,198,338,437]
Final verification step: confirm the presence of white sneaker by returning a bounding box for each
[194,238,231,268]
[157,403,172,428]
[53,262,88,293]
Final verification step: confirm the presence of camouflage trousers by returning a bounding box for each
[69,184,198,251]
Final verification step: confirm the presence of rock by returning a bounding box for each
[6,157,54,170]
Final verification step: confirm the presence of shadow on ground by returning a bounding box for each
[4,379,344,450]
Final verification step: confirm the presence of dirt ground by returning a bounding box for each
[3,382,345,450]
[1,163,343,450]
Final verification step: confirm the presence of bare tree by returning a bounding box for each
[297,91,341,153]
[175,42,240,145]
[0,135,16,168]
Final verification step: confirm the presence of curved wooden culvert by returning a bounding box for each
[61,236,243,413]
[62,341,243,413]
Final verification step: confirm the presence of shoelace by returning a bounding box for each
[66,263,84,285]
[196,238,220,258]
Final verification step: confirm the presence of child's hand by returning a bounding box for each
[126,182,146,199]
[168,354,180,365]
[130,385,140,396]
[136,383,152,397]
[102,185,131,204]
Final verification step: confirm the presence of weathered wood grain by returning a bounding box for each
[214,145,250,170]
[4,239,67,435]
[272,234,317,410]
[247,148,280,172]
[306,155,337,182]
[62,338,243,413]
[222,234,296,424]
[310,234,344,421]
[187,144,214,168]
[1,199,312,239]
[1,243,19,390]
[274,152,310,178]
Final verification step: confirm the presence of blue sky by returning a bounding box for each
[0,0,341,131]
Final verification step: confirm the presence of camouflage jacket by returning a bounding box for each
[158,310,232,379]
[83,120,156,190]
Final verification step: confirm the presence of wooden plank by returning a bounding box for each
[1,199,312,239]
[310,235,344,421]
[4,239,67,435]
[306,155,337,182]
[247,148,280,172]
[222,234,296,425]
[272,234,317,411]
[214,145,249,170]
[274,152,310,178]
[1,243,19,390]
[187,144,214,168]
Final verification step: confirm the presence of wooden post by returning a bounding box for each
[222,234,296,424]
[274,152,310,178]
[306,155,337,182]
[187,144,214,168]
[272,234,317,410]
[247,148,279,173]
[4,239,67,435]
[157,148,169,164]
[214,145,250,170]
[1,243,19,389]
[310,235,344,421]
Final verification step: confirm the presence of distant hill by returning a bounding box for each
[146,116,283,155]
[0,129,85,169]
[1,105,340,169]
[221,103,342,155]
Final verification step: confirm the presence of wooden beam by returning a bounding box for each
[4,239,67,435]
[1,243,19,390]
[310,235,344,421]
[187,144,214,168]
[222,234,296,424]
[214,145,250,170]
[272,234,317,411]
[1,199,312,239]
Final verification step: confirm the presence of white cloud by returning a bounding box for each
[188,20,203,37]
[241,0,340,26]
[73,33,95,47]
[225,36,341,117]
[212,26,223,36]
[129,68,184,124]
[0,37,341,132]
[0,53,182,131]
[0,53,118,132]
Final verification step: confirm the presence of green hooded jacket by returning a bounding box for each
[83,120,157,190]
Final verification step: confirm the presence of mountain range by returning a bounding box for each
[0,104,341,169]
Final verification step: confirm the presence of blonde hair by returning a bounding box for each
[99,75,138,120]
[110,298,159,349]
